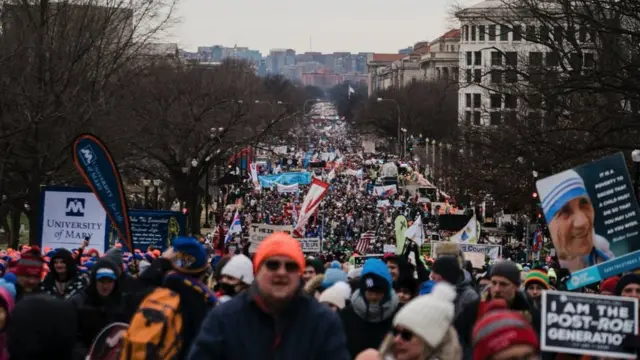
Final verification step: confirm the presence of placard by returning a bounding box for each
[536,153,640,289]
[464,252,485,269]
[354,254,385,268]
[248,224,319,253]
[431,241,501,260]
[541,291,638,359]
[109,210,185,251]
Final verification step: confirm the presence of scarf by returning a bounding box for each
[350,289,398,323]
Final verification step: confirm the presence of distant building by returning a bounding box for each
[194,45,262,66]
[419,29,460,81]
[367,53,406,95]
[399,46,414,55]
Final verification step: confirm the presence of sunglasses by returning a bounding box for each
[264,259,300,273]
[392,328,414,342]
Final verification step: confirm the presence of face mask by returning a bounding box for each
[220,282,237,297]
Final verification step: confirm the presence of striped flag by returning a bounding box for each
[224,210,242,244]
[356,231,375,254]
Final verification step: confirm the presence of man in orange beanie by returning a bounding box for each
[189,232,350,360]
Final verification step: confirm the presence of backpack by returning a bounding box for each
[120,287,183,360]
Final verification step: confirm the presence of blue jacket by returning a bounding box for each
[188,285,350,360]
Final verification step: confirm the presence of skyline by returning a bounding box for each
[172,0,474,54]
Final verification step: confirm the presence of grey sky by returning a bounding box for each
[175,0,467,53]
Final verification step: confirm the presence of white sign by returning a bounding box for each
[432,241,502,260]
[40,189,107,253]
[248,224,319,253]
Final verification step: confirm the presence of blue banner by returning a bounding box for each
[303,150,313,168]
[73,134,133,253]
[108,210,185,252]
[258,172,311,187]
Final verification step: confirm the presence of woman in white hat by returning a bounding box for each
[354,283,461,360]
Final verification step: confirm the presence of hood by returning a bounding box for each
[7,294,77,360]
[50,249,77,280]
[457,269,473,289]
[87,259,120,304]
[361,258,392,288]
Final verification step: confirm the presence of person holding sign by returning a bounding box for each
[537,170,614,272]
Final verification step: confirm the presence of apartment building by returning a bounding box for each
[419,29,461,82]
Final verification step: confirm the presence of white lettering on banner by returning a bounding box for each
[40,190,107,253]
[248,224,320,253]
[432,241,502,260]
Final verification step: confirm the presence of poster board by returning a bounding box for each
[431,241,501,260]
[536,153,640,290]
[541,291,638,359]
[464,252,485,269]
[248,223,320,253]
[354,254,385,268]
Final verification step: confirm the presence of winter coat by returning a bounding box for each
[454,270,480,360]
[38,248,88,300]
[187,284,350,360]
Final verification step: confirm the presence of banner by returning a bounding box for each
[395,215,408,255]
[431,241,501,260]
[354,254,385,268]
[541,291,638,359]
[72,134,133,253]
[258,172,311,187]
[39,186,109,253]
[247,224,319,253]
[373,185,397,197]
[536,153,640,290]
[249,163,260,190]
[464,252,485,269]
[294,178,329,236]
[109,210,185,251]
[276,183,299,194]
[449,215,479,243]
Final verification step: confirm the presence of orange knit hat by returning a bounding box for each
[253,232,305,274]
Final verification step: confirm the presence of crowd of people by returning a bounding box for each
[0,109,637,360]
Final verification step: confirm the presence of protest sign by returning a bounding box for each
[109,210,185,251]
[536,153,640,290]
[541,291,638,359]
[248,224,320,253]
[431,241,501,260]
[354,254,385,268]
[464,252,485,269]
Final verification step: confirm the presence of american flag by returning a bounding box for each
[355,231,375,254]
[224,210,242,244]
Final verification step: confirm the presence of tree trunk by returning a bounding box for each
[27,184,41,245]
[9,209,21,249]
[187,190,201,236]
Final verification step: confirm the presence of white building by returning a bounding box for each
[419,29,461,82]
[367,42,429,94]
[456,0,596,127]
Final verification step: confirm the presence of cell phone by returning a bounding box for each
[378,333,396,360]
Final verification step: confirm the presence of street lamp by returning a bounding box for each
[632,150,640,201]
[377,97,402,156]
[152,179,162,209]
[400,127,407,158]
[141,179,151,208]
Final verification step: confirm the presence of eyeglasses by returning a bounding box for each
[392,328,414,342]
[264,259,300,273]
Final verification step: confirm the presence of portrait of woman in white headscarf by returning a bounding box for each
[537,169,615,272]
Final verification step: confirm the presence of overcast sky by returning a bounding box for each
[173,0,474,54]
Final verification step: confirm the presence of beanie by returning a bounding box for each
[616,273,640,296]
[103,247,123,269]
[0,278,16,299]
[171,236,208,274]
[490,260,521,286]
[432,256,462,285]
[253,232,305,274]
[319,284,346,309]
[332,281,352,299]
[600,276,620,294]
[473,309,539,360]
[16,253,44,277]
[360,258,392,296]
[419,280,436,295]
[322,268,347,289]
[524,270,549,289]
[221,254,254,285]
[306,258,325,274]
[393,283,457,347]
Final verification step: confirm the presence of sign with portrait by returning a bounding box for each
[536,153,640,289]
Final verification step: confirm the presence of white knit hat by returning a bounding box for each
[318,284,346,309]
[221,254,254,285]
[332,281,352,299]
[536,169,588,223]
[393,282,457,347]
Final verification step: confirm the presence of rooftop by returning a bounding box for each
[371,53,406,62]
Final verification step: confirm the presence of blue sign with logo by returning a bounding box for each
[73,134,134,252]
[108,210,186,252]
[258,172,312,187]
[65,198,86,217]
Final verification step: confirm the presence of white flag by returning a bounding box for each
[348,85,355,99]
[404,216,425,246]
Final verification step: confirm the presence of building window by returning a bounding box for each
[474,69,482,83]
[528,111,542,128]
[465,111,471,124]
[526,25,537,41]
[466,93,472,108]
[529,52,543,67]
[491,51,502,66]
[506,69,517,83]
[490,112,501,125]
[465,25,469,41]
[489,25,496,41]
[466,52,472,66]
[491,69,502,84]
[505,52,517,67]
[473,111,482,125]
[513,25,522,41]
[554,26,564,43]
[505,94,517,108]
[540,26,550,42]
[579,26,588,42]
[490,94,502,108]
[474,51,482,66]
[479,25,486,41]
[471,25,477,41]
[528,94,542,108]
[466,69,472,82]
[500,25,509,41]
[570,53,582,70]
[505,111,518,126]
[584,53,595,68]
[473,94,481,108]
[546,52,559,67]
